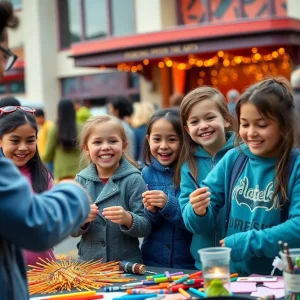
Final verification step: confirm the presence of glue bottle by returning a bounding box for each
[271,256,283,276]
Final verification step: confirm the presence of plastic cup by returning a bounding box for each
[280,248,300,299]
[198,247,232,297]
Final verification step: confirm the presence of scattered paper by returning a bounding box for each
[263,277,284,289]
[231,282,257,293]
[251,287,285,298]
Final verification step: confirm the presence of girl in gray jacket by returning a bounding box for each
[71,115,151,263]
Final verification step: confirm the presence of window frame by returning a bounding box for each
[56,0,136,50]
[60,73,140,100]
[0,80,25,95]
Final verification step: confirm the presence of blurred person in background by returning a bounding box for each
[291,69,300,116]
[74,99,91,124]
[131,102,156,164]
[170,93,184,107]
[0,95,20,107]
[108,97,135,157]
[291,68,300,135]
[226,89,240,115]
[0,2,90,298]
[35,108,54,173]
[43,99,82,182]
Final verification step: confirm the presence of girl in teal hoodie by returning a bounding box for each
[191,77,300,275]
[177,86,236,269]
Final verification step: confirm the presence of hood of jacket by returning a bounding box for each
[77,157,140,182]
[149,157,175,175]
[194,131,235,159]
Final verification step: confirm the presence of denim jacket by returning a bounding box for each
[141,158,195,269]
[71,158,152,263]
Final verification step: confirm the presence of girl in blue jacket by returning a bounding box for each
[191,77,300,275]
[141,108,195,269]
[177,86,236,269]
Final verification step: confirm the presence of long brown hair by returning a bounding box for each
[235,76,298,205]
[175,86,235,185]
[78,115,138,169]
[57,99,77,151]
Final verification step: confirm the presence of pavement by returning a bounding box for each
[54,237,144,259]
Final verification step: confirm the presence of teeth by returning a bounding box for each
[15,154,26,158]
[250,141,262,145]
[100,155,113,158]
[160,154,170,156]
[200,132,213,137]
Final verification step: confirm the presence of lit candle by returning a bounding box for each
[199,247,232,297]
[205,267,227,279]
[213,268,223,278]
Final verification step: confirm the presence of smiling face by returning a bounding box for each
[0,123,37,167]
[146,118,181,166]
[84,121,127,177]
[185,99,229,156]
[239,102,281,157]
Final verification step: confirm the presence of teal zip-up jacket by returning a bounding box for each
[179,132,235,269]
[197,146,300,275]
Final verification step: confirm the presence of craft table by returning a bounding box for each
[29,266,281,300]
[29,266,195,300]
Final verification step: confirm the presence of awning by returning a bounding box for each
[71,17,300,68]
[2,59,25,83]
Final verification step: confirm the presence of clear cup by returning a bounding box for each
[280,248,300,299]
[198,247,231,297]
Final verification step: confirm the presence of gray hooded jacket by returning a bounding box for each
[71,158,151,263]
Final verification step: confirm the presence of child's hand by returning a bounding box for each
[81,203,99,227]
[143,197,158,213]
[220,239,225,247]
[102,206,133,228]
[142,190,168,209]
[189,187,210,216]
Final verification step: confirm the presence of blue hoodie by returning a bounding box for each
[179,132,235,269]
[0,152,90,299]
[196,145,300,276]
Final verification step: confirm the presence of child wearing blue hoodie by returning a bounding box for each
[191,77,300,275]
[177,86,236,269]
[141,108,195,269]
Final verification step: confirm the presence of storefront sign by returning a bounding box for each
[124,43,199,60]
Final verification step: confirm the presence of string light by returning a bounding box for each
[199,71,205,77]
[158,61,165,68]
[137,64,143,70]
[196,60,203,67]
[131,66,138,72]
[178,63,186,70]
[116,48,291,86]
[166,60,173,67]
[143,59,149,65]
